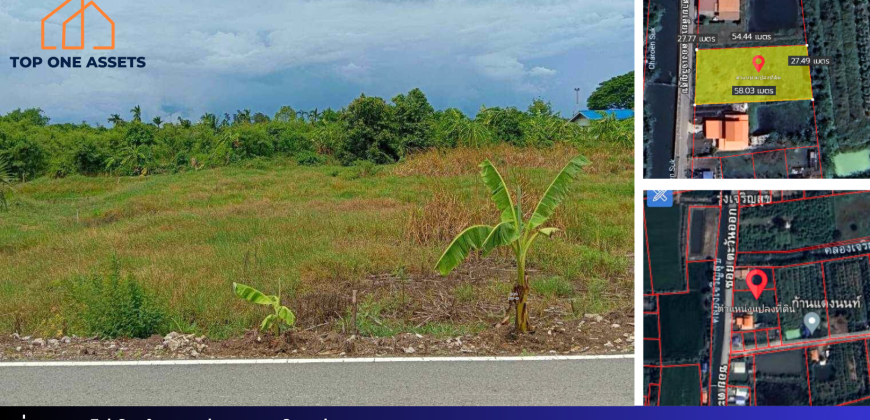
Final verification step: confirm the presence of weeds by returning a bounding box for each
[454,283,475,303]
[347,160,380,179]
[61,256,166,339]
[531,276,574,298]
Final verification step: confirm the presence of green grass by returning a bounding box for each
[695,45,814,105]
[0,145,633,338]
[454,283,475,303]
[531,276,574,298]
[833,149,870,176]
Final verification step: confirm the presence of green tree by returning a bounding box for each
[392,88,435,151]
[253,112,271,124]
[152,116,163,128]
[130,105,142,123]
[234,109,252,125]
[479,106,527,145]
[586,71,634,110]
[0,134,45,180]
[339,94,398,165]
[527,98,554,117]
[125,123,155,147]
[108,114,124,126]
[273,106,297,123]
[435,155,589,332]
[0,108,50,126]
[200,113,218,130]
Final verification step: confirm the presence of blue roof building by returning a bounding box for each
[569,109,634,126]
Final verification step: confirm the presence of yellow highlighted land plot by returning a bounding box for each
[695,45,814,105]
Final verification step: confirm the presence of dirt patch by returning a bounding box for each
[0,311,632,361]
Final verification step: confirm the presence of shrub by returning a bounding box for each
[347,160,380,179]
[72,136,108,175]
[63,257,166,338]
[296,150,327,166]
[0,133,45,180]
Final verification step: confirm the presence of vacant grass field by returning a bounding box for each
[0,144,633,339]
[833,149,870,176]
[645,204,684,292]
[695,45,813,105]
[659,366,701,406]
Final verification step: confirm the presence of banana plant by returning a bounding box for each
[0,157,13,212]
[434,155,589,333]
[232,282,296,335]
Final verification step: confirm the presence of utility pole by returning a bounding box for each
[574,88,581,116]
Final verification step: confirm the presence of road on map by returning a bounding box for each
[710,192,735,405]
[734,330,870,357]
[673,0,695,179]
[0,357,632,406]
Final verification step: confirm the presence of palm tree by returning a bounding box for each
[177,117,192,128]
[234,109,252,125]
[130,105,142,123]
[309,108,320,124]
[152,116,163,128]
[200,113,218,130]
[108,114,124,126]
[296,110,309,121]
[0,157,14,212]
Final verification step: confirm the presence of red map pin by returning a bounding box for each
[746,269,768,300]
[752,55,765,72]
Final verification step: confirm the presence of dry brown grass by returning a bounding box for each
[405,185,496,245]
[394,143,582,177]
[395,142,632,179]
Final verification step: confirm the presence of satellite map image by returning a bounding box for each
[644,190,870,406]
[643,0,870,179]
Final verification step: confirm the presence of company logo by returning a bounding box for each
[42,0,115,50]
[647,190,673,208]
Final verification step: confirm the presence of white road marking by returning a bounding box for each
[0,354,631,367]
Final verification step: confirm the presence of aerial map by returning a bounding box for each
[643,0,870,179]
[644,190,870,406]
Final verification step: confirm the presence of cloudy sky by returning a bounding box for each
[0,0,633,124]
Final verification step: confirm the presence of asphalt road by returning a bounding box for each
[1,357,632,406]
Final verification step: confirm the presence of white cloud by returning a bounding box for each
[528,67,557,78]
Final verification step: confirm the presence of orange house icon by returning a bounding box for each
[41,0,115,50]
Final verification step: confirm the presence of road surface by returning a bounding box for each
[672,0,696,179]
[0,356,632,406]
[710,192,735,405]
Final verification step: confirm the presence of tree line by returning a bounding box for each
[0,84,632,180]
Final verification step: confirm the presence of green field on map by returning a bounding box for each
[695,46,814,105]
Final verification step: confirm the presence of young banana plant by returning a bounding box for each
[0,157,13,212]
[232,282,296,335]
[434,155,589,333]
